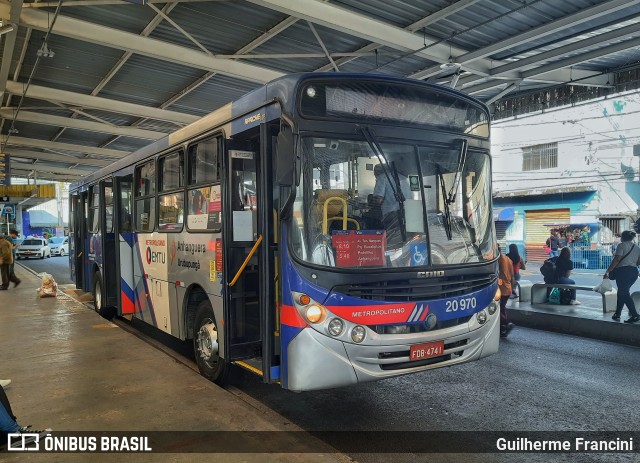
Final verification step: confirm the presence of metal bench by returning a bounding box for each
[515,279,533,302]
[531,283,617,313]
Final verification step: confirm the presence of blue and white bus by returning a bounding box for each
[69,73,499,391]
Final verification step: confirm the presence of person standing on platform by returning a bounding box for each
[0,235,20,290]
[8,230,21,288]
[498,247,515,338]
[506,244,526,299]
[604,230,640,323]
[546,230,560,258]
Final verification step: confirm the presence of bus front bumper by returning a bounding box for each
[286,310,500,391]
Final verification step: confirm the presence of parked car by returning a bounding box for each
[48,237,69,256]
[16,238,51,259]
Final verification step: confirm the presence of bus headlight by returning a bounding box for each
[476,310,487,325]
[488,301,498,315]
[424,313,438,330]
[292,292,328,325]
[328,318,344,336]
[305,304,326,324]
[351,326,366,343]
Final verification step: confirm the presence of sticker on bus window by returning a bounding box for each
[215,239,223,272]
[209,260,216,281]
[332,230,386,267]
[230,150,254,159]
[187,186,222,230]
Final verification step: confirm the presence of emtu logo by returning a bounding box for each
[146,247,166,265]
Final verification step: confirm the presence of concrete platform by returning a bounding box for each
[0,267,344,462]
[507,292,640,347]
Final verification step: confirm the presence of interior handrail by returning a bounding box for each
[229,234,263,287]
[322,196,347,234]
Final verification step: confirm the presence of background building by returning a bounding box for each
[492,89,640,263]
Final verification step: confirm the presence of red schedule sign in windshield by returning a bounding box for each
[332,230,386,267]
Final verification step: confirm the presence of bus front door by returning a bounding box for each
[224,126,276,382]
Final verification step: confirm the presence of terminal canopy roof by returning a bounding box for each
[1,0,639,182]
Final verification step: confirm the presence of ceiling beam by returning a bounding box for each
[0,109,166,140]
[247,0,492,75]
[24,0,216,7]
[409,0,638,85]
[4,81,198,125]
[0,0,23,103]
[10,170,82,182]
[0,3,284,84]
[4,149,111,167]
[520,36,640,80]
[0,136,130,158]
[11,161,88,177]
[456,20,640,90]
[315,0,481,73]
[458,0,636,65]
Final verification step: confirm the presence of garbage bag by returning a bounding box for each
[593,278,613,294]
[37,272,58,298]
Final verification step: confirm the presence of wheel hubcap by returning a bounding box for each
[196,319,219,366]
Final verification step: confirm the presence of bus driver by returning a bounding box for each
[372,163,411,248]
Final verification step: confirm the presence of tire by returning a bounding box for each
[60,249,66,257]
[92,271,115,319]
[40,252,45,259]
[193,300,229,384]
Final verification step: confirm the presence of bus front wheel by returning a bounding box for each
[193,300,229,384]
[92,271,115,319]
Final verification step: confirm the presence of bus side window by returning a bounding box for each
[135,160,156,232]
[186,136,222,232]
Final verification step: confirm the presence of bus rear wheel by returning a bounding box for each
[193,300,229,384]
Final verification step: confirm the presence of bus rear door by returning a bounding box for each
[115,174,135,316]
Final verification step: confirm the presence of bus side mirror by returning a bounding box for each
[276,128,296,186]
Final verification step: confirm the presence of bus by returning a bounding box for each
[69,73,499,391]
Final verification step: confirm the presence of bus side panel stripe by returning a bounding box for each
[121,290,135,314]
[134,236,157,326]
[120,279,135,315]
[280,304,307,328]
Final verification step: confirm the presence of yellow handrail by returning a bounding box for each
[229,234,263,287]
[327,217,360,230]
[322,196,347,234]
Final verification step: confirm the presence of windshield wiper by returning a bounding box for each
[437,166,453,241]
[446,139,468,204]
[358,125,406,242]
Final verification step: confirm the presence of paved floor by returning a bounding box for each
[0,267,344,462]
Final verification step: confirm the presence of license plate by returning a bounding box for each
[410,341,445,361]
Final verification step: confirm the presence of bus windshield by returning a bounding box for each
[290,136,496,269]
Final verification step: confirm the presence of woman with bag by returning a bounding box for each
[554,247,580,305]
[506,244,526,298]
[604,230,640,323]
